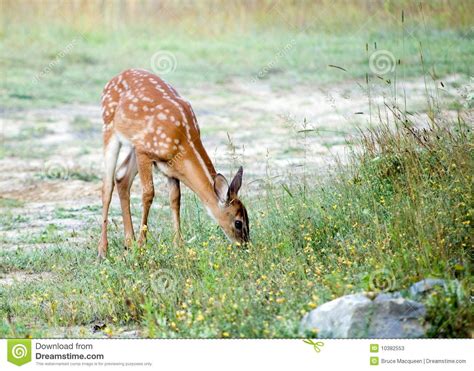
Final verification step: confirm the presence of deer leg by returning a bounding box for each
[167,177,183,246]
[115,148,138,248]
[136,152,154,245]
[99,134,121,258]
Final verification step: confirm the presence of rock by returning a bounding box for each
[408,279,447,299]
[368,294,426,338]
[119,330,140,338]
[300,293,427,338]
[300,294,371,338]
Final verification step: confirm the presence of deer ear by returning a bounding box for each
[213,174,229,204]
[228,166,243,199]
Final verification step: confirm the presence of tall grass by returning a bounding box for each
[2,1,473,109]
[2,0,474,32]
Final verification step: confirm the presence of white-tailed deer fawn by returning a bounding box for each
[98,69,249,258]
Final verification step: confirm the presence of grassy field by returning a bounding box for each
[1,116,472,338]
[1,1,473,109]
[2,27,473,110]
[0,0,473,338]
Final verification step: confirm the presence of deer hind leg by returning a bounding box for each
[115,148,138,248]
[99,134,121,258]
[136,152,155,245]
[167,177,183,246]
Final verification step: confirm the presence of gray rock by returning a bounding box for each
[300,294,371,338]
[300,293,427,338]
[374,292,402,300]
[369,294,426,338]
[408,279,447,299]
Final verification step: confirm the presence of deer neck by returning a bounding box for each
[179,143,222,220]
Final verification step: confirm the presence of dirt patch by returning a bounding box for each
[0,271,55,286]
[45,326,141,338]
[2,180,100,203]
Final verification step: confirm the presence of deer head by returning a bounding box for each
[213,166,250,244]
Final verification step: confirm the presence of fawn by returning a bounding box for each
[98,69,249,258]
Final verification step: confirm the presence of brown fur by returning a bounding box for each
[98,69,249,257]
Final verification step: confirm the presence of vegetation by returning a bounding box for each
[1,0,473,109]
[0,0,472,338]
[0,110,472,337]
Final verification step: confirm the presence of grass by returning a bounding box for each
[38,166,100,182]
[71,116,97,136]
[0,141,54,160]
[0,198,25,208]
[1,12,473,109]
[0,211,29,231]
[0,0,472,339]
[0,111,471,338]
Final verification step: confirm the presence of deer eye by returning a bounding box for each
[234,220,243,230]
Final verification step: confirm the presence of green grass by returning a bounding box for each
[0,141,54,160]
[0,113,471,338]
[0,198,25,208]
[71,116,97,135]
[1,23,472,109]
[0,211,29,231]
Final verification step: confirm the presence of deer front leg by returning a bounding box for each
[136,153,154,245]
[115,148,138,248]
[168,177,183,246]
